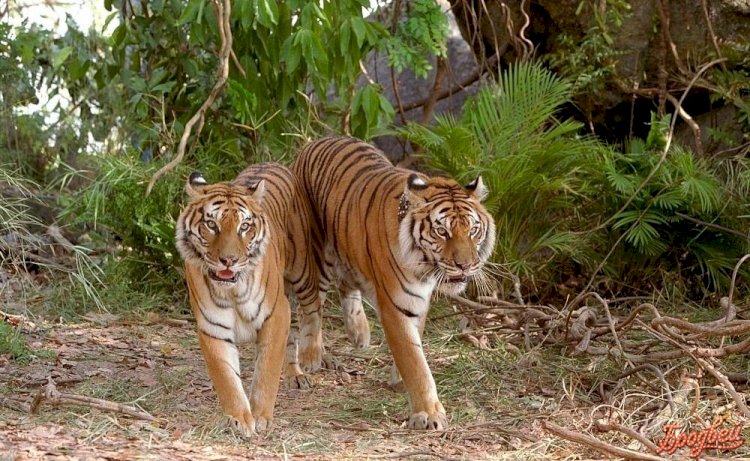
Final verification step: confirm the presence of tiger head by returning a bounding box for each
[175,172,267,285]
[399,174,496,295]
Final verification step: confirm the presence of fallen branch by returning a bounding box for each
[0,396,31,413]
[595,420,661,454]
[695,357,750,419]
[542,421,669,461]
[146,0,233,195]
[31,378,155,421]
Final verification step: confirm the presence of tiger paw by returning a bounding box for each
[299,345,323,372]
[227,411,256,438]
[407,410,448,430]
[286,373,312,390]
[342,299,370,349]
[321,353,340,371]
[344,314,370,350]
[254,416,272,433]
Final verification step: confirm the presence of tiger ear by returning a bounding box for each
[245,179,266,204]
[465,176,489,202]
[404,173,429,203]
[186,171,208,197]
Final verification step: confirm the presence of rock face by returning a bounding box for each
[361,6,483,161]
[450,0,750,150]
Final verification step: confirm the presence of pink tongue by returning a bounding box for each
[217,270,235,280]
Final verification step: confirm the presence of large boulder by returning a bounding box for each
[362,4,483,161]
[450,0,750,150]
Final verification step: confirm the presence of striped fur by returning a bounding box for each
[175,163,319,437]
[292,136,496,430]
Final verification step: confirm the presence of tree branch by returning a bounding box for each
[146,0,233,196]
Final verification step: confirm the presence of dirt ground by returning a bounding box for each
[1,300,749,460]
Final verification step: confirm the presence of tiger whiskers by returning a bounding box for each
[470,269,497,299]
[480,261,513,281]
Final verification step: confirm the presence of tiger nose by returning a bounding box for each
[219,256,238,266]
[455,260,477,271]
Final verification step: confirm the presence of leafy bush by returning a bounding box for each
[599,117,750,291]
[59,154,188,287]
[100,0,449,156]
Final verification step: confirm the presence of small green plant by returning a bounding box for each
[0,320,33,364]
[548,0,630,101]
[1,166,105,311]
[58,154,191,288]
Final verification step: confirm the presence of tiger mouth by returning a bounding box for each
[445,274,468,283]
[208,269,239,283]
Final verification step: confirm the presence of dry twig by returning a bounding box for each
[543,421,669,461]
[31,378,155,421]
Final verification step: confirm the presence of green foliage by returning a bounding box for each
[0,320,32,365]
[59,154,187,281]
[384,0,449,78]
[548,0,630,97]
[103,0,397,150]
[401,62,750,295]
[601,116,749,289]
[401,62,605,283]
[0,18,124,181]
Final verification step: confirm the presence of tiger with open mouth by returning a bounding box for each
[175,164,320,437]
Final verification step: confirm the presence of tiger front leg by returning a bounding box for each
[196,331,256,437]
[249,294,291,432]
[378,294,447,430]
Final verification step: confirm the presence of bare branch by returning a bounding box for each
[146,0,234,196]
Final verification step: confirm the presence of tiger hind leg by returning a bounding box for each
[338,281,370,350]
[284,325,312,389]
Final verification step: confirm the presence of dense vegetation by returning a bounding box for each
[1,0,748,325]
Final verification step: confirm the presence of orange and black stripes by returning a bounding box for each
[291,136,496,430]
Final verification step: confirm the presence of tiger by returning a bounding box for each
[292,136,496,430]
[175,163,321,437]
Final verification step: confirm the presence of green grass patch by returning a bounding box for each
[0,320,32,364]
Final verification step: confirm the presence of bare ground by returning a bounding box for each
[1,295,749,460]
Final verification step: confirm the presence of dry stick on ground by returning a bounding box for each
[30,378,155,422]
[595,420,661,454]
[146,0,233,196]
[727,254,750,321]
[695,357,750,419]
[637,321,750,419]
[0,396,31,413]
[542,421,669,461]
[613,364,675,415]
